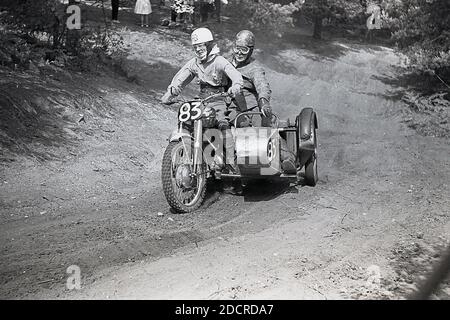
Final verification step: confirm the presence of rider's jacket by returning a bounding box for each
[168,44,243,95]
[232,57,271,103]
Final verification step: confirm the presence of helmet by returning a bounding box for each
[191,28,214,45]
[233,30,255,64]
[235,30,255,48]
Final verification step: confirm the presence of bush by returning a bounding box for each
[1,0,68,48]
[226,0,303,37]
[384,0,450,79]
[0,0,125,72]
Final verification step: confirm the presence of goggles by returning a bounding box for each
[233,45,251,55]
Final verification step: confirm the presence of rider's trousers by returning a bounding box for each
[206,99,236,166]
[199,86,247,168]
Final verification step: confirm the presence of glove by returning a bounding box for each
[169,86,182,96]
[259,98,272,118]
[227,84,242,98]
[238,115,251,128]
[161,90,173,105]
[217,119,230,130]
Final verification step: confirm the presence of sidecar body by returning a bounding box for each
[219,107,319,186]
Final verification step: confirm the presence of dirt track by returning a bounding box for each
[1,24,449,299]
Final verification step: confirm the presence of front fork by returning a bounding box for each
[173,120,203,175]
[192,120,203,173]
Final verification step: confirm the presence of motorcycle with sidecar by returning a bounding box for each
[161,92,318,213]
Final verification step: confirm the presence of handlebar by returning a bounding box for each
[201,92,230,104]
[162,91,230,106]
[234,111,279,128]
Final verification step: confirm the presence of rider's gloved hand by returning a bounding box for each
[161,90,173,105]
[170,85,182,96]
[217,119,230,130]
[227,84,242,98]
[259,98,272,118]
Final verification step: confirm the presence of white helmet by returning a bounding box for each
[191,28,214,45]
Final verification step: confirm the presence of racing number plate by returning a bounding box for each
[178,101,202,122]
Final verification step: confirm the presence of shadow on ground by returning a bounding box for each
[373,68,450,96]
[371,68,450,138]
[241,179,298,203]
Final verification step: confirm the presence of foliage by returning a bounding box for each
[402,91,450,137]
[226,0,304,37]
[268,0,449,80]
[0,0,125,72]
[1,0,68,47]
[64,26,125,71]
[382,0,450,78]
[263,0,367,39]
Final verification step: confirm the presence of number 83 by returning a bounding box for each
[178,102,202,122]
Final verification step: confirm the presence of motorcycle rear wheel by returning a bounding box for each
[161,141,207,213]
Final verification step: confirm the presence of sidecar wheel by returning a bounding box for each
[305,152,318,186]
[161,141,207,213]
[304,127,318,186]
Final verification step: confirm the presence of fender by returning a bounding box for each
[168,126,192,142]
[296,107,318,167]
[298,107,318,140]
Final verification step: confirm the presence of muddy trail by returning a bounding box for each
[1,16,449,299]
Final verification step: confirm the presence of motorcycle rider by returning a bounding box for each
[230,30,272,127]
[161,27,245,173]
[230,30,297,173]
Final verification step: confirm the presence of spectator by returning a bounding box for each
[135,0,152,27]
[170,0,194,25]
[212,0,221,22]
[197,0,213,23]
[111,0,120,23]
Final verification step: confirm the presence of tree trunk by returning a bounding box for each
[65,0,80,54]
[313,14,323,39]
[52,14,61,48]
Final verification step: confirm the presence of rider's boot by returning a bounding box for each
[222,178,243,195]
[232,179,243,195]
[226,163,240,175]
[223,127,240,175]
[281,157,296,174]
[280,139,297,174]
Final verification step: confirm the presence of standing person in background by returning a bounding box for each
[197,0,211,23]
[166,0,178,24]
[213,0,221,22]
[135,0,152,27]
[171,0,194,25]
[111,0,120,23]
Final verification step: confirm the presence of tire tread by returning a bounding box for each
[161,141,207,213]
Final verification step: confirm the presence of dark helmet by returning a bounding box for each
[235,30,255,48]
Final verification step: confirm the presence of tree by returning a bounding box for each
[226,0,304,37]
[227,0,367,40]
[298,0,365,39]
[383,0,450,79]
[301,0,329,39]
[1,0,124,71]
[1,0,70,48]
[65,0,81,53]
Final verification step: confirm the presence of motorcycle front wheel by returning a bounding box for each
[161,141,207,213]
